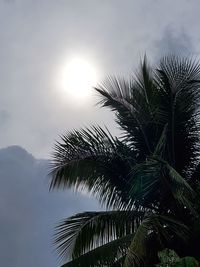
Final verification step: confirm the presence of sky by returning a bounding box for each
[1,0,200,266]
[1,0,199,158]
[0,145,99,267]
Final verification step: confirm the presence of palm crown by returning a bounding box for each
[50,56,200,267]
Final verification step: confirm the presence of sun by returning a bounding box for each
[59,56,98,100]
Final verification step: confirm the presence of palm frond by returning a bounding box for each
[95,63,157,160]
[190,162,200,185]
[60,234,133,267]
[155,56,200,172]
[128,154,198,213]
[95,56,200,173]
[128,159,162,208]
[50,125,135,208]
[164,162,197,213]
[51,55,200,267]
[124,215,189,267]
[153,124,168,158]
[54,210,144,261]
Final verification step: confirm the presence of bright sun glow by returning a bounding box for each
[59,56,98,100]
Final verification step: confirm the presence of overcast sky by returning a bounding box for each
[0,145,99,267]
[1,0,200,158]
[1,0,200,266]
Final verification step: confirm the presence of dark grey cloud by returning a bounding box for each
[153,26,195,61]
[0,146,99,267]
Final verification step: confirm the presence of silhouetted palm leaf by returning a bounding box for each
[124,215,189,267]
[60,235,133,267]
[50,126,135,209]
[51,55,200,266]
[54,210,144,261]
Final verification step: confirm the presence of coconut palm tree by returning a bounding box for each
[50,56,200,267]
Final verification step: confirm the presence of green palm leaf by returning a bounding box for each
[60,235,133,267]
[50,126,135,209]
[128,155,198,213]
[124,215,189,267]
[54,210,144,261]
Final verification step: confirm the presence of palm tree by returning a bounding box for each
[50,55,200,267]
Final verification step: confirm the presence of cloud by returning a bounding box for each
[4,0,14,3]
[0,146,99,267]
[153,26,195,61]
[1,1,200,266]
[0,110,10,127]
[0,0,200,158]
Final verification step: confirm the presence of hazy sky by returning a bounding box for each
[1,0,199,158]
[1,1,200,266]
[0,145,100,267]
